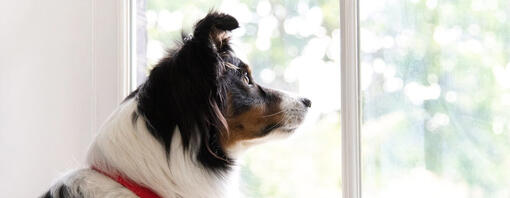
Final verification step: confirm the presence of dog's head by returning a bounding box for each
[136,12,310,171]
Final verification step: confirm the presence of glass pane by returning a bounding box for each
[361,0,510,197]
[134,0,341,197]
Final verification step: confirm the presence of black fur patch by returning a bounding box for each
[133,12,239,172]
[40,184,82,198]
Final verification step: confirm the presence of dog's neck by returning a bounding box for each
[86,99,238,198]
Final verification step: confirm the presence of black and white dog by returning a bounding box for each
[42,12,310,198]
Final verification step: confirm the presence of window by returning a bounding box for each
[360,0,510,197]
[131,0,509,197]
[132,0,341,197]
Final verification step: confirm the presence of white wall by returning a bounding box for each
[0,0,128,197]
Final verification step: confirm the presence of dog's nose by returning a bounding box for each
[300,98,312,108]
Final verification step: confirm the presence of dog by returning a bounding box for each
[42,12,311,198]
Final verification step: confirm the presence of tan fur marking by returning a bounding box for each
[220,102,283,150]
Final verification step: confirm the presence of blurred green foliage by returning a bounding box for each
[361,0,510,197]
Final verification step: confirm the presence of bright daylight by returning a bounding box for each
[361,0,510,197]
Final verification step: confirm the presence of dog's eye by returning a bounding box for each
[242,72,252,86]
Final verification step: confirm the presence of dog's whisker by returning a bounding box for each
[262,110,286,118]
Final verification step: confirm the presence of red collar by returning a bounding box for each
[92,166,161,198]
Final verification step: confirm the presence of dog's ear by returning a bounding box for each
[188,12,238,167]
[175,12,239,84]
[192,12,239,52]
[136,12,238,170]
[161,12,238,168]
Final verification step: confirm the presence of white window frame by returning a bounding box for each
[340,0,361,197]
[119,0,362,197]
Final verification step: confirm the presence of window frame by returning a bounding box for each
[340,0,361,197]
[121,0,361,197]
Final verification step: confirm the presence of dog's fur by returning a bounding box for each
[42,12,310,198]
